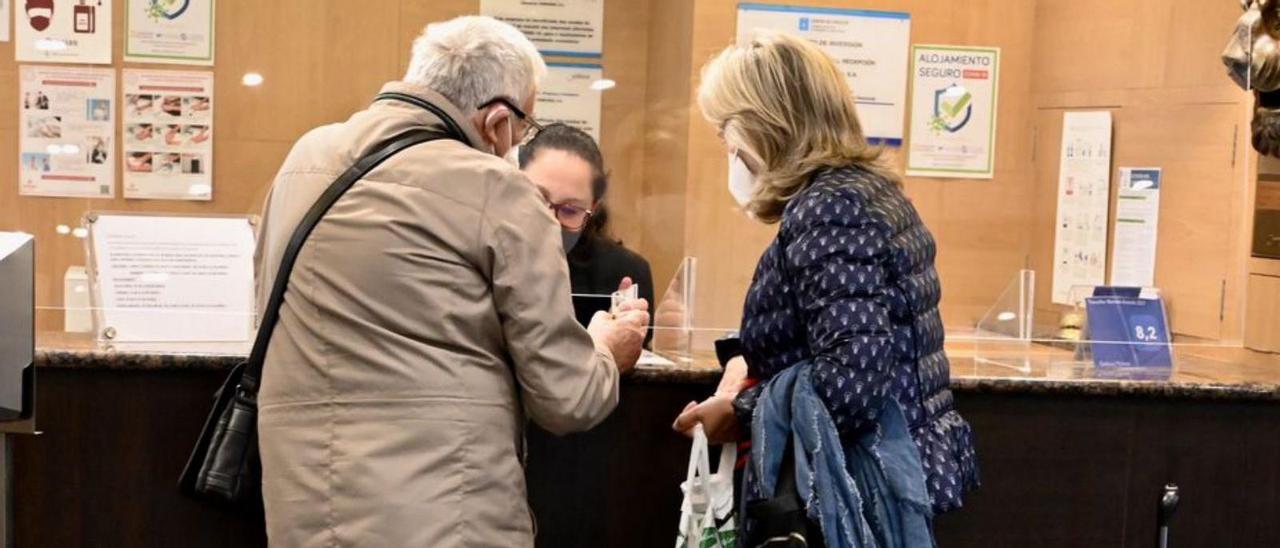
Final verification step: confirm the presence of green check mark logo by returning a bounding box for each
[941,91,972,118]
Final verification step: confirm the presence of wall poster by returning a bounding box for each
[906,45,1000,179]
[537,62,602,141]
[124,0,216,65]
[15,0,113,64]
[1051,111,1113,305]
[122,69,214,200]
[736,3,911,146]
[18,65,115,198]
[1109,167,1162,288]
[1,0,11,42]
[479,0,603,57]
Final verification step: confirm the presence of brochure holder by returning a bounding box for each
[83,212,258,355]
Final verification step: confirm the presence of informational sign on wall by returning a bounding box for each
[18,65,115,198]
[15,0,113,64]
[124,0,216,65]
[87,214,256,344]
[0,1,11,42]
[122,69,215,200]
[536,63,602,141]
[736,3,911,146]
[1051,111,1113,304]
[1109,167,1162,288]
[480,0,603,57]
[906,45,1000,179]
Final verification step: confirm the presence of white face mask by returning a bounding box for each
[727,151,757,208]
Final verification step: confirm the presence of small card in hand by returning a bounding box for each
[610,284,639,312]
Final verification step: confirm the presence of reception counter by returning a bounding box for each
[11,334,1280,547]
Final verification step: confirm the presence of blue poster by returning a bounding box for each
[1085,288,1173,369]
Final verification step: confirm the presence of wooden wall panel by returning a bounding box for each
[679,0,1040,332]
[0,0,1261,343]
[1245,274,1280,352]
[0,0,658,326]
[1028,0,1252,341]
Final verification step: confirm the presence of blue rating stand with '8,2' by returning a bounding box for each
[1084,287,1174,370]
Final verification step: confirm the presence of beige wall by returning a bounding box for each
[0,0,1263,342]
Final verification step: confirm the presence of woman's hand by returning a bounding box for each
[672,394,743,444]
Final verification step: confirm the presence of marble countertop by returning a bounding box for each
[33,332,1280,401]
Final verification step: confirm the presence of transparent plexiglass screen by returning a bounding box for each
[1,1,1272,372]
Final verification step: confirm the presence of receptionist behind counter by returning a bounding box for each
[518,124,655,344]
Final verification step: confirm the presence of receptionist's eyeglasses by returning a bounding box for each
[479,96,544,143]
[550,203,593,230]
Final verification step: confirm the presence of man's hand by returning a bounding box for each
[588,304,648,375]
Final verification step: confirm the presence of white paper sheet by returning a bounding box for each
[124,0,216,65]
[537,63,603,141]
[736,3,911,146]
[15,0,112,64]
[1109,168,1162,288]
[480,0,603,57]
[89,214,255,343]
[1051,111,1113,304]
[122,69,215,200]
[0,0,11,42]
[18,65,115,198]
[906,45,1000,179]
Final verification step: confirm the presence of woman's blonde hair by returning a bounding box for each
[698,32,899,223]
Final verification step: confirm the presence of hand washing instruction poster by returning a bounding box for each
[18,65,115,198]
[125,0,216,65]
[1052,111,1113,304]
[736,3,911,146]
[480,0,603,57]
[906,45,1000,179]
[15,0,113,64]
[538,63,602,141]
[1109,168,1162,288]
[122,69,214,200]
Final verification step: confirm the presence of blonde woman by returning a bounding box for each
[673,33,979,544]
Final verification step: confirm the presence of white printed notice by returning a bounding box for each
[122,69,214,200]
[1,0,10,42]
[124,0,216,65]
[906,45,1000,179]
[89,214,255,343]
[15,0,112,64]
[1051,111,1113,304]
[18,65,115,198]
[480,0,603,57]
[538,63,602,141]
[737,3,911,146]
[1109,168,1162,288]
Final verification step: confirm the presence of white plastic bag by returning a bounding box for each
[676,424,738,548]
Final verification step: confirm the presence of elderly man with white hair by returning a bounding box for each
[253,16,648,547]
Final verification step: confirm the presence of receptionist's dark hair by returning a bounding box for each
[518,123,614,242]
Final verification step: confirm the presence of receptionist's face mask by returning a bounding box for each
[561,228,582,253]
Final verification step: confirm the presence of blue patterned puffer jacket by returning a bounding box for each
[732,164,980,513]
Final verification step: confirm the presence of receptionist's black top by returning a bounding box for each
[568,235,655,347]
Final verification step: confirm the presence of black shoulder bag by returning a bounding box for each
[178,114,463,506]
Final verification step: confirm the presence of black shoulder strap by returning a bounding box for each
[241,127,460,392]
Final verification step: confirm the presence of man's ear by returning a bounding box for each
[476,106,513,153]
